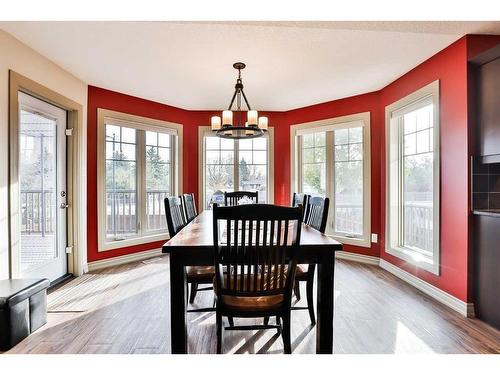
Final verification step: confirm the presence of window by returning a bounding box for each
[292,112,371,247]
[199,127,274,209]
[386,80,440,274]
[98,109,182,251]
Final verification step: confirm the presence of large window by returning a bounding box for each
[292,112,371,247]
[98,109,182,251]
[386,81,440,274]
[199,127,274,209]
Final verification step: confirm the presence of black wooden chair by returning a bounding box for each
[182,193,198,223]
[224,191,258,206]
[164,196,215,305]
[212,203,303,354]
[293,196,329,325]
[292,192,310,221]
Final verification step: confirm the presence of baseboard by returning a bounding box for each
[87,249,164,272]
[335,251,380,265]
[379,259,473,317]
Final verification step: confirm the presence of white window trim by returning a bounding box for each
[385,80,440,275]
[290,112,371,248]
[97,108,183,251]
[198,126,275,211]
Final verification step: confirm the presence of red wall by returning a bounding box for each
[87,35,499,303]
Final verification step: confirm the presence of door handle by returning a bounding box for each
[60,203,69,209]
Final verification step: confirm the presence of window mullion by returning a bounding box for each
[137,129,146,235]
[326,131,335,234]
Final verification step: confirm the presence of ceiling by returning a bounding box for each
[1,21,500,111]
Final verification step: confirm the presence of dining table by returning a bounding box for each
[162,209,342,354]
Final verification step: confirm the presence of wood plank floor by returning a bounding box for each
[5,256,500,354]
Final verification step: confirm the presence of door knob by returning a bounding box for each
[60,203,69,209]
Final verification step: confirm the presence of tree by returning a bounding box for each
[146,146,168,190]
[239,158,250,183]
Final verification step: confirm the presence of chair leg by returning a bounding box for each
[189,282,198,304]
[264,317,270,325]
[306,274,316,325]
[282,311,292,354]
[294,281,301,300]
[216,311,223,354]
[228,317,234,327]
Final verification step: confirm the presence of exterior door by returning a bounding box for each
[17,91,68,282]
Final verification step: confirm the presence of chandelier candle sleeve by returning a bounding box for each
[222,110,233,126]
[258,116,268,130]
[247,110,258,126]
[211,116,221,130]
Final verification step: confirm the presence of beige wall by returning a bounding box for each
[0,29,88,279]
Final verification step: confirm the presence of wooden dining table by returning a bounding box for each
[162,209,342,354]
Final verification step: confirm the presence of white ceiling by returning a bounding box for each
[1,21,500,111]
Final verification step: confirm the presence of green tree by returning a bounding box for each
[239,158,250,183]
[146,146,168,190]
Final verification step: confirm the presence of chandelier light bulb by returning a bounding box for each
[247,110,258,126]
[222,110,233,126]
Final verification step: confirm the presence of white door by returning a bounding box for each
[17,92,68,283]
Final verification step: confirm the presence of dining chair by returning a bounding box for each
[293,196,329,325]
[224,191,258,206]
[292,192,310,221]
[212,203,303,354]
[164,196,215,305]
[182,193,198,223]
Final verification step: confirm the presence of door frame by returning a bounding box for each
[8,70,85,279]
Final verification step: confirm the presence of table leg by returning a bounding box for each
[316,251,335,354]
[169,253,187,354]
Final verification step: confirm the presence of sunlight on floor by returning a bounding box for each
[394,321,434,354]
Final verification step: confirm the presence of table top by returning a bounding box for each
[162,210,342,252]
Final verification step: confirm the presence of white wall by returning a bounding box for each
[0,30,88,280]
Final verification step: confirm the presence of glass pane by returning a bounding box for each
[335,145,348,162]
[206,150,220,164]
[303,148,314,163]
[239,150,252,164]
[403,112,417,134]
[221,150,234,164]
[404,133,416,156]
[302,134,314,148]
[106,141,118,159]
[334,161,363,235]
[158,147,171,163]
[349,143,363,161]
[253,150,267,165]
[416,105,432,131]
[416,129,430,154]
[240,165,267,203]
[403,153,433,255]
[334,128,348,145]
[158,133,170,147]
[220,138,234,150]
[302,163,326,195]
[314,147,326,163]
[105,124,137,239]
[121,127,136,143]
[349,127,363,143]
[205,165,234,208]
[239,138,252,150]
[19,110,58,272]
[314,132,326,147]
[106,124,120,141]
[253,137,267,150]
[146,131,157,146]
[206,137,220,150]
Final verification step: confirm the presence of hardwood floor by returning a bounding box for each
[5,256,500,354]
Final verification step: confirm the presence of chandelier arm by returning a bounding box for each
[227,88,238,111]
[240,89,252,111]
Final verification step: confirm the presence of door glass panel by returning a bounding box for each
[19,110,57,272]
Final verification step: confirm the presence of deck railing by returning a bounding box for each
[20,190,54,235]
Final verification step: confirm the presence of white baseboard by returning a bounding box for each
[87,248,164,272]
[379,259,473,317]
[335,251,379,265]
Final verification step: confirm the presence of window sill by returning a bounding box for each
[99,232,170,252]
[331,234,371,248]
[385,245,439,275]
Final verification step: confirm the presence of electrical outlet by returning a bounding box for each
[371,233,378,243]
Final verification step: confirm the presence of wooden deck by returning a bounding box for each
[5,256,500,354]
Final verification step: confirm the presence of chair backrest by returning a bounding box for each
[224,191,258,206]
[291,193,310,221]
[212,204,302,301]
[182,193,197,223]
[164,196,186,237]
[304,196,330,233]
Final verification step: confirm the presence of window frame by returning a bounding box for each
[198,126,274,211]
[290,112,371,247]
[385,80,440,275]
[97,109,183,251]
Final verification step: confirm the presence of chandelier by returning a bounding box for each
[210,62,268,139]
